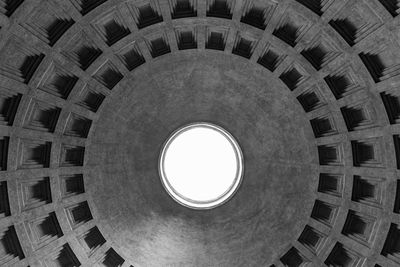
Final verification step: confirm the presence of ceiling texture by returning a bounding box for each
[0,0,399,266]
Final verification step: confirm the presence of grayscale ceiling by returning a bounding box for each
[0,0,399,266]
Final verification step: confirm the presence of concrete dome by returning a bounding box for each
[0,0,399,266]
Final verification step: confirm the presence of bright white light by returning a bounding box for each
[159,123,243,209]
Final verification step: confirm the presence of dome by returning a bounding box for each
[0,0,398,266]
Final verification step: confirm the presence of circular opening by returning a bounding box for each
[159,122,244,209]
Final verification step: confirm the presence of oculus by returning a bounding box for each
[159,122,243,209]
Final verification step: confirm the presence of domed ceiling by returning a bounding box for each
[0,0,399,266]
